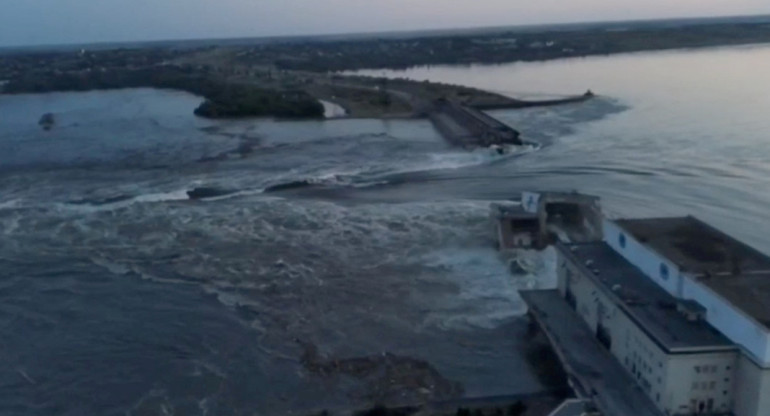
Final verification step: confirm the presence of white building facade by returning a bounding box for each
[601,217,770,416]
[557,243,737,415]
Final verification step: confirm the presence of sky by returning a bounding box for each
[1,0,769,47]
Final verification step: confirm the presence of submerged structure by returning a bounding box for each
[507,192,770,416]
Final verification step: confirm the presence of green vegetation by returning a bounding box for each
[3,67,324,119]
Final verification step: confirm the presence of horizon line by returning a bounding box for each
[2,12,770,52]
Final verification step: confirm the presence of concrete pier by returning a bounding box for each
[428,99,522,148]
[521,290,663,416]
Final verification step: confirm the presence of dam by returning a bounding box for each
[427,92,594,149]
[428,99,523,148]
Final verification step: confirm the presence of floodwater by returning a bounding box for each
[2,44,770,415]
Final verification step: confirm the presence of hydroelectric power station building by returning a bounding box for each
[512,192,770,416]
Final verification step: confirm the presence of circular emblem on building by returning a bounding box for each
[660,263,670,281]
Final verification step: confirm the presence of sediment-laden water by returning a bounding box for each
[2,44,770,415]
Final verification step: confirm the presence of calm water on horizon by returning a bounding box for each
[1,45,770,415]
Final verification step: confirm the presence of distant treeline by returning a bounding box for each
[2,67,324,119]
[248,22,770,72]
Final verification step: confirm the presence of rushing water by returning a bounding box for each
[2,44,770,415]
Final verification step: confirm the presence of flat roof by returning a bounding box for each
[560,242,734,353]
[615,216,770,329]
[615,216,770,275]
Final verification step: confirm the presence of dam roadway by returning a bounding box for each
[427,92,593,149]
[428,99,523,148]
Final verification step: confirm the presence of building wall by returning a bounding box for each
[665,353,736,415]
[734,354,770,416]
[604,219,770,367]
[680,276,770,367]
[603,220,683,296]
[558,250,736,415]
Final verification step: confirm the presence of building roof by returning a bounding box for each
[615,216,770,329]
[615,216,770,275]
[560,242,735,353]
[698,271,770,329]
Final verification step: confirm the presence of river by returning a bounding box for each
[1,44,770,415]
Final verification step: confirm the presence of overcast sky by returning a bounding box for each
[2,0,769,47]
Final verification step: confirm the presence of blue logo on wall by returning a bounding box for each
[660,264,670,281]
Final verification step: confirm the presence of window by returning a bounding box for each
[710,381,716,389]
[692,382,699,390]
[619,233,627,248]
[695,365,701,373]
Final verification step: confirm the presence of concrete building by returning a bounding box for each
[602,216,770,416]
[557,242,737,415]
[491,191,603,250]
[530,214,770,416]
[490,203,538,249]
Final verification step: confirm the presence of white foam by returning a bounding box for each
[55,189,191,213]
[133,189,190,203]
[393,144,540,175]
[417,244,559,331]
[0,199,22,210]
[319,100,348,118]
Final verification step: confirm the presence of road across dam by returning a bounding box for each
[428,99,522,148]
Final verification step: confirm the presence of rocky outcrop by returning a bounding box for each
[39,113,55,131]
[297,340,464,404]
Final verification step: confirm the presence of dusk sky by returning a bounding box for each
[2,0,769,47]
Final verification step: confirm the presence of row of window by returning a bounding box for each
[692,381,717,390]
[694,364,728,374]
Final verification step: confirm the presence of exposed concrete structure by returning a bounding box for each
[522,290,663,416]
[492,191,603,250]
[429,99,522,148]
[490,204,538,250]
